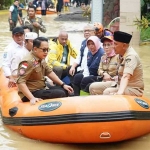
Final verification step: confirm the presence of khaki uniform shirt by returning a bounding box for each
[17,53,52,98]
[98,54,120,77]
[118,46,144,91]
[22,16,46,35]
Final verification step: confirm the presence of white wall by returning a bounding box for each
[91,0,103,23]
[120,0,141,45]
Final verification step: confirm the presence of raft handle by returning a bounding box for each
[100,132,111,139]
[9,107,18,117]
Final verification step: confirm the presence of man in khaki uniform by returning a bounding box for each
[89,31,144,97]
[17,37,73,105]
[22,5,46,36]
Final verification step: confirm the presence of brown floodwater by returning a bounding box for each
[0,11,150,150]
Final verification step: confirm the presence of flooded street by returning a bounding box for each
[0,12,150,150]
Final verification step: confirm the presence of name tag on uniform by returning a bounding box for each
[63,56,66,62]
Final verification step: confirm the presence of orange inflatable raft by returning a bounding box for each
[36,7,56,15]
[0,69,150,143]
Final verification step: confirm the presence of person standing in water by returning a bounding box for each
[56,0,63,16]
[22,5,46,36]
[8,0,22,31]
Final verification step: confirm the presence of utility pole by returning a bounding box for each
[91,0,103,23]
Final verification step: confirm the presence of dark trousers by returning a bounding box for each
[9,20,17,31]
[41,10,46,15]
[72,72,83,96]
[53,66,71,80]
[72,74,103,95]
[80,76,103,93]
[19,13,23,18]
[56,3,62,12]
[84,0,89,5]
[22,86,67,102]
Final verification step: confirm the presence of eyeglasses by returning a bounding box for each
[38,47,50,53]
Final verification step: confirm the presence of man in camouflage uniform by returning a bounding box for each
[22,5,46,36]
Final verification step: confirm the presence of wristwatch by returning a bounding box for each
[61,83,65,88]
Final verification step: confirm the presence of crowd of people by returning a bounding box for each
[4,1,144,105]
[8,0,91,31]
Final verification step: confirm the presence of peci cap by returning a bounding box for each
[25,32,38,40]
[101,36,113,43]
[12,26,24,35]
[114,31,132,44]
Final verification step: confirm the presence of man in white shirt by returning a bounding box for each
[2,26,24,87]
[68,24,95,95]
[69,24,95,77]
[11,32,38,76]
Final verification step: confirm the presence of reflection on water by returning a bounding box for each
[0,12,150,150]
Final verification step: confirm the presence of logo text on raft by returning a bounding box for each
[38,101,62,112]
[135,98,149,109]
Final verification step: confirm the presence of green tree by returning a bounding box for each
[0,0,13,9]
[0,0,25,10]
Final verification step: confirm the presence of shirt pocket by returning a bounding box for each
[108,63,118,73]
[30,67,42,80]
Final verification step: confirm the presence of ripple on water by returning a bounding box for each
[0,119,17,150]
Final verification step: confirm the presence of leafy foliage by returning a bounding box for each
[134,16,149,30]
[81,5,91,20]
[0,0,25,9]
[141,27,150,41]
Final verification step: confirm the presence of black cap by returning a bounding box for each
[114,31,132,44]
[12,27,24,35]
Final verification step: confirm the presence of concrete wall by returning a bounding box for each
[91,0,103,23]
[120,0,141,45]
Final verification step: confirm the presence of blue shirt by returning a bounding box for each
[87,47,104,76]
[79,39,87,66]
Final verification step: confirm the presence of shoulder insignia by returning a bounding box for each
[3,52,7,58]
[125,58,131,63]
[19,62,28,76]
[19,68,26,76]
[31,58,39,66]
[21,62,28,69]
[33,60,39,66]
